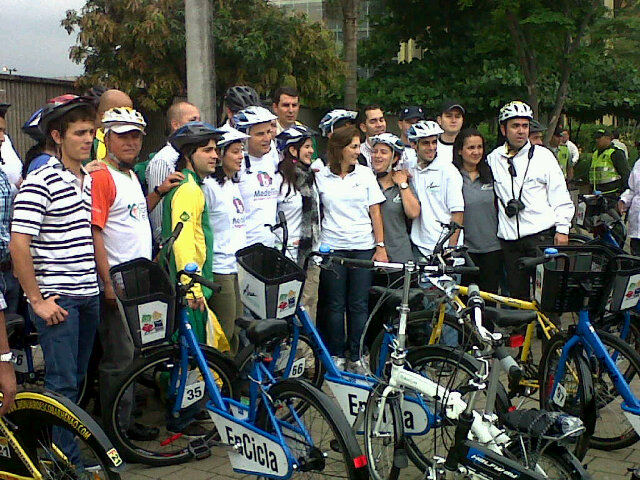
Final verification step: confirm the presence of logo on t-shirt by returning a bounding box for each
[257,171,273,187]
[128,202,148,221]
[180,211,191,222]
[233,197,245,214]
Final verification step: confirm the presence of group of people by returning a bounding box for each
[0,84,635,441]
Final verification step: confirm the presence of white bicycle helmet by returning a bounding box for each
[102,107,147,134]
[318,109,358,137]
[217,125,250,150]
[370,133,405,155]
[407,121,444,142]
[276,125,316,152]
[233,106,277,133]
[498,101,533,123]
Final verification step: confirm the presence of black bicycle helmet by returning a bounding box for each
[168,121,225,152]
[39,95,93,135]
[224,86,261,112]
[22,107,45,141]
[529,120,546,134]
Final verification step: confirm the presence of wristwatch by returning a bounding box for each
[154,185,166,197]
[376,242,386,248]
[399,182,409,190]
[0,352,14,363]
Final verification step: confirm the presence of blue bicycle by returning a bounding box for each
[103,225,368,480]
[528,246,640,451]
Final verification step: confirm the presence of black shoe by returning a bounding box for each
[167,422,208,437]
[126,422,159,441]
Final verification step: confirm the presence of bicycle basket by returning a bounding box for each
[534,245,613,312]
[109,258,176,349]
[236,243,306,319]
[603,255,640,312]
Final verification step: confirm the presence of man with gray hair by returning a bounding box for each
[146,101,201,243]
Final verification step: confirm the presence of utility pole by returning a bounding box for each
[185,0,216,124]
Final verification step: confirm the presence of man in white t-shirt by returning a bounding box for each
[436,101,465,163]
[90,107,157,439]
[408,120,464,257]
[0,105,23,191]
[146,101,201,243]
[234,106,281,247]
[397,106,425,170]
[358,105,387,168]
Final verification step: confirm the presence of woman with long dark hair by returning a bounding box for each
[315,125,386,373]
[275,125,321,320]
[453,128,503,294]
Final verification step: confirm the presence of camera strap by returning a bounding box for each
[494,144,535,210]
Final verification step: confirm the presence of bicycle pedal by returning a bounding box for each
[393,448,408,469]
[188,437,212,460]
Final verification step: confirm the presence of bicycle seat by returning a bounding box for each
[484,307,537,327]
[502,408,582,439]
[369,286,425,309]
[242,319,290,347]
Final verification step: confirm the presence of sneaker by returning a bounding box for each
[167,422,208,437]
[331,356,346,370]
[348,359,369,376]
[126,422,160,441]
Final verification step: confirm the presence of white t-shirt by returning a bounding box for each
[203,177,247,274]
[146,143,180,242]
[0,135,23,189]
[437,138,455,163]
[410,157,464,256]
[360,139,373,168]
[276,177,321,261]
[238,150,281,247]
[91,164,152,267]
[316,164,385,250]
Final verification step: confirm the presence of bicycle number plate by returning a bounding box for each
[181,370,205,409]
[553,382,567,408]
[622,410,640,436]
[576,201,586,226]
[289,358,306,378]
[10,349,28,374]
[210,412,290,478]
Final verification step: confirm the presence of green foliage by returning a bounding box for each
[62,0,343,111]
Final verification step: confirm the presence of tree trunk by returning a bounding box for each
[342,0,359,109]
[505,11,540,118]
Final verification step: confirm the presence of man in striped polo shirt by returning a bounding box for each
[10,97,99,463]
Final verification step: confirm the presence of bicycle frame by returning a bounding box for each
[549,308,640,436]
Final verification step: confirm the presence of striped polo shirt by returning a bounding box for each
[12,158,99,297]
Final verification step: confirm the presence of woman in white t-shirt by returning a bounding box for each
[203,127,249,354]
[275,126,321,321]
[315,126,387,373]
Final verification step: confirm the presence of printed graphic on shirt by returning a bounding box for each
[180,211,191,222]
[233,197,245,214]
[128,201,148,221]
[257,171,273,187]
[392,194,402,203]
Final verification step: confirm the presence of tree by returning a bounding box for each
[341,0,360,109]
[62,0,343,111]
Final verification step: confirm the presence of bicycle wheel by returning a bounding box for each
[363,382,403,480]
[404,345,511,472]
[587,330,640,450]
[106,344,237,466]
[600,312,640,358]
[258,378,368,480]
[0,390,122,479]
[369,312,480,374]
[538,333,595,460]
[506,443,583,479]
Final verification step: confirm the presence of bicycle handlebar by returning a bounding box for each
[517,251,569,271]
[433,221,464,256]
[177,269,222,294]
[267,211,288,256]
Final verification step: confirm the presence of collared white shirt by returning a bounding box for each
[487,141,574,240]
[437,138,455,163]
[316,164,385,250]
[360,139,373,168]
[566,140,580,166]
[146,142,180,242]
[410,156,464,256]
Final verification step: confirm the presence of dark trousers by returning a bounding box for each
[500,228,556,301]
[462,250,504,296]
[631,238,640,256]
[318,249,374,361]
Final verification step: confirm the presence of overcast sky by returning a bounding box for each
[0,0,86,78]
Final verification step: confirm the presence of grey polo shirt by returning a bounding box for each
[460,170,501,254]
[380,183,415,263]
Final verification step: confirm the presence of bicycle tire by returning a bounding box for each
[538,333,596,460]
[257,378,368,480]
[105,344,237,466]
[506,443,584,479]
[236,333,325,390]
[369,312,480,374]
[587,330,640,450]
[403,345,512,472]
[568,233,592,245]
[600,312,640,358]
[363,382,403,480]
[0,389,123,479]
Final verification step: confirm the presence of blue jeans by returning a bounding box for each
[319,249,374,362]
[0,270,20,314]
[29,294,100,466]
